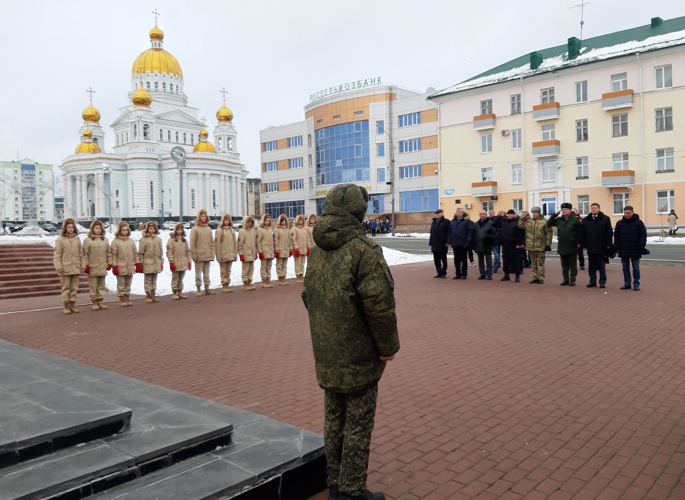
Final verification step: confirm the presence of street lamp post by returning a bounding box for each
[161,189,165,228]
[170,147,187,224]
[102,163,112,233]
[377,124,397,236]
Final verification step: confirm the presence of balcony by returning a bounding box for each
[532,140,560,157]
[473,113,496,131]
[472,181,497,198]
[533,102,560,121]
[602,90,634,110]
[602,170,635,193]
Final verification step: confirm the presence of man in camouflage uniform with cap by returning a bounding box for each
[302,184,400,500]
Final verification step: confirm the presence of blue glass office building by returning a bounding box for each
[315,121,370,186]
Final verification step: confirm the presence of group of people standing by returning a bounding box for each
[363,218,391,236]
[430,202,648,290]
[53,210,317,314]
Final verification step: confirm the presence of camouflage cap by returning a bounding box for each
[323,184,369,222]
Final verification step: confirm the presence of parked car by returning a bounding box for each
[10,223,26,233]
[40,223,57,232]
[2,222,16,233]
[128,221,145,232]
[163,221,177,230]
[208,220,220,229]
[233,219,243,229]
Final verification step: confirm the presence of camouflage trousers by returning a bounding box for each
[530,251,546,280]
[324,383,378,496]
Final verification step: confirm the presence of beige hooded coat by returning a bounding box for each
[190,209,215,262]
[215,214,238,262]
[110,222,137,276]
[237,216,257,262]
[54,218,83,275]
[290,214,311,255]
[82,221,111,276]
[273,214,291,258]
[305,213,317,249]
[137,222,163,274]
[166,223,191,270]
[256,216,275,259]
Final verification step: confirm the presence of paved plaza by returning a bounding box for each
[1,260,685,499]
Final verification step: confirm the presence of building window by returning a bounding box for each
[288,136,303,148]
[576,157,589,179]
[400,138,421,153]
[354,111,363,115]
[170,83,174,93]
[333,115,341,120]
[155,81,159,91]
[613,193,629,214]
[611,72,628,92]
[163,82,166,91]
[175,131,179,143]
[191,189,196,209]
[368,194,384,214]
[575,81,588,103]
[511,94,521,115]
[481,167,493,182]
[146,81,150,91]
[513,199,523,215]
[191,134,194,145]
[264,140,277,152]
[541,124,555,141]
[657,190,675,213]
[377,144,385,157]
[308,154,313,166]
[577,195,590,216]
[159,129,163,141]
[399,189,439,212]
[290,179,304,190]
[378,169,386,183]
[182,132,187,144]
[133,124,137,139]
[116,135,120,146]
[150,181,154,209]
[167,130,171,142]
[125,132,128,142]
[541,87,555,104]
[218,137,223,150]
[399,112,421,127]
[612,153,629,171]
[289,157,303,169]
[227,137,233,150]
[317,119,323,124]
[482,200,494,212]
[308,134,312,147]
[656,107,673,132]
[511,129,521,149]
[480,100,492,115]
[400,165,422,179]
[315,120,369,186]
[265,182,279,193]
[542,162,556,182]
[480,134,492,153]
[576,119,588,141]
[264,201,305,219]
[376,120,384,134]
[612,114,628,137]
[511,164,522,184]
[655,65,673,89]
[656,147,675,172]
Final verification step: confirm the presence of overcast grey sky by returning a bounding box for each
[0,0,682,181]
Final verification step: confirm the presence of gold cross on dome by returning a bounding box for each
[152,9,161,23]
[220,88,228,103]
[86,87,95,103]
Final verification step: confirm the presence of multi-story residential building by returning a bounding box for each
[246,177,261,216]
[0,160,55,222]
[429,16,685,227]
[259,83,439,223]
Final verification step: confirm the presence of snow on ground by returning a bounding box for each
[647,236,685,245]
[379,233,430,239]
[0,230,431,296]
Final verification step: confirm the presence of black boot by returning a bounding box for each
[560,280,569,286]
[500,274,510,281]
[515,275,520,282]
[339,490,385,500]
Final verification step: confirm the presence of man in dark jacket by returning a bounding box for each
[472,210,498,280]
[429,209,450,278]
[447,208,473,280]
[572,209,586,270]
[614,206,647,291]
[489,209,503,273]
[547,202,581,286]
[303,184,400,500]
[498,209,525,282]
[580,203,613,288]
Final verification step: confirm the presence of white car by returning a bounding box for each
[163,221,178,230]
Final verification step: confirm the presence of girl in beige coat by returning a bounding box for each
[215,214,237,293]
[290,214,311,283]
[237,215,257,290]
[305,213,317,250]
[256,214,275,288]
[273,214,291,286]
[83,220,112,311]
[54,218,84,314]
[167,223,191,300]
[111,221,137,307]
[191,209,216,296]
[137,221,163,303]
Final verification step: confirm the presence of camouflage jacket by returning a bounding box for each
[518,216,553,252]
[302,185,400,393]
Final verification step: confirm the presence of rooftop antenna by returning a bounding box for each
[568,1,590,41]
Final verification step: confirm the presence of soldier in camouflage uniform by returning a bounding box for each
[302,184,400,500]
[518,206,553,284]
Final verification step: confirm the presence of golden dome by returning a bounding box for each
[82,103,101,123]
[149,23,164,40]
[75,129,100,154]
[132,82,152,107]
[193,141,216,153]
[82,127,93,138]
[199,127,209,138]
[132,49,183,77]
[216,103,233,123]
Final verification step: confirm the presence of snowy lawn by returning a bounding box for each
[0,230,431,296]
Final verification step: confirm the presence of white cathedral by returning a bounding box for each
[60,19,248,222]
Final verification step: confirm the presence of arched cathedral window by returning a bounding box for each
[227,137,233,151]
[218,137,223,150]
[159,129,163,141]
[143,124,150,140]
[155,81,159,91]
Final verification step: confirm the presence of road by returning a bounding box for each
[377,235,685,266]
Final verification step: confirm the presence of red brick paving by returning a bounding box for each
[1,261,685,499]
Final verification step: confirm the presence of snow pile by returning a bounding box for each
[16,226,48,236]
[380,233,430,239]
[647,236,685,245]
[75,224,89,233]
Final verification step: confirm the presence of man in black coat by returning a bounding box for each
[614,206,647,291]
[472,210,499,280]
[429,209,450,278]
[447,208,473,280]
[580,202,613,288]
[498,210,525,282]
